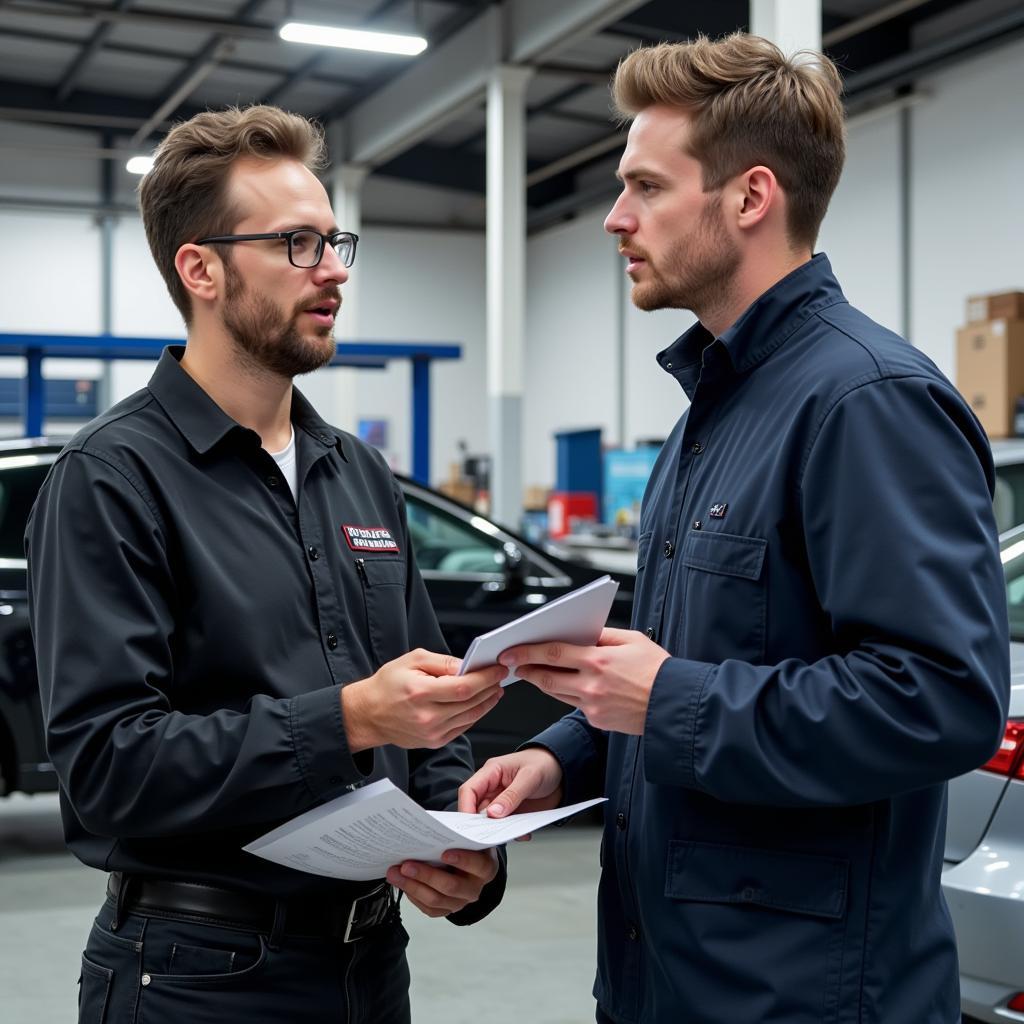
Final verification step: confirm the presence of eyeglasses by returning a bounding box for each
[196,229,359,269]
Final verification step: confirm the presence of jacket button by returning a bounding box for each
[692,520,702,530]
[616,812,626,831]
[307,545,319,561]
[326,633,338,650]
[645,626,655,640]
[691,441,703,454]
[663,540,674,558]
[266,475,280,488]
[627,925,639,941]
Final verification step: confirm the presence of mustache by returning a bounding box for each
[619,246,650,261]
[295,288,342,314]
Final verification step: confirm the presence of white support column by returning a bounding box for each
[750,0,821,53]
[487,64,533,529]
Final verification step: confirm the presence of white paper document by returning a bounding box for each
[460,574,619,684]
[244,778,606,881]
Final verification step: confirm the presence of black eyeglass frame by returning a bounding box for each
[196,229,359,268]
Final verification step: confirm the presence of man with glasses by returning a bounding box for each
[26,105,507,1024]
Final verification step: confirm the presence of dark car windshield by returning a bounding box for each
[1003,532,1024,643]
[0,460,53,560]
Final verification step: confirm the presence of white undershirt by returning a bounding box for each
[267,427,298,500]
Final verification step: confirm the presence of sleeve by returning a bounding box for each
[642,375,1010,806]
[26,449,368,839]
[527,710,608,806]
[387,475,506,923]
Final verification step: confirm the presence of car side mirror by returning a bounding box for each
[500,541,528,594]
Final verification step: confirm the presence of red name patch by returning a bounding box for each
[342,524,400,552]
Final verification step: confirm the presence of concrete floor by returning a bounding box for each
[0,793,602,1024]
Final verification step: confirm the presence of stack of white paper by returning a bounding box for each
[244,778,605,881]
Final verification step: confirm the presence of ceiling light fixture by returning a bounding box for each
[125,155,155,175]
[279,22,427,56]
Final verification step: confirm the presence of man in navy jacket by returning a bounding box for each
[460,33,1009,1024]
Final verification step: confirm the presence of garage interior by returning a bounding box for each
[1,1,1023,1022]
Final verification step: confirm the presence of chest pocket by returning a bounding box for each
[678,530,767,664]
[356,557,409,669]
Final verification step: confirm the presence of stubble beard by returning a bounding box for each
[631,194,741,316]
[221,260,339,379]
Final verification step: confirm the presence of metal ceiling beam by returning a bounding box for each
[0,24,364,89]
[343,0,647,166]
[129,0,265,147]
[54,0,134,102]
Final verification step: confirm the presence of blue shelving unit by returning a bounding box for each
[0,334,460,484]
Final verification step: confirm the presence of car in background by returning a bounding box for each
[991,438,1024,533]
[0,439,634,796]
[944,523,1024,1024]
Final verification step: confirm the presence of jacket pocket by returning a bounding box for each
[663,840,849,1022]
[678,530,767,663]
[355,556,409,668]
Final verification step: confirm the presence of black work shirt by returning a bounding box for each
[534,255,1009,1023]
[27,347,503,920]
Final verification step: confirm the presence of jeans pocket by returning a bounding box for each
[78,954,113,1024]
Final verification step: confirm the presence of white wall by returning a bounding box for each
[523,207,619,488]
[817,108,903,336]
[910,36,1024,378]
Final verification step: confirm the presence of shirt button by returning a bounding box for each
[266,475,280,488]
[141,974,152,986]
[691,441,703,454]
[616,812,626,831]
[627,925,639,941]
[693,520,702,530]
[326,633,338,650]
[663,540,674,559]
[645,626,655,640]
[307,546,319,561]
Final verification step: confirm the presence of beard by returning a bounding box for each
[630,193,741,315]
[221,259,339,379]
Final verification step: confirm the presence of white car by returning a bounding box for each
[991,439,1024,533]
[943,523,1024,1023]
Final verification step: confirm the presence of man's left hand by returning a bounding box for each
[499,627,671,735]
[386,848,498,918]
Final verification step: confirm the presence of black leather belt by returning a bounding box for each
[106,872,397,943]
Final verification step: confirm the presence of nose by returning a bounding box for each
[313,243,349,286]
[604,190,636,236]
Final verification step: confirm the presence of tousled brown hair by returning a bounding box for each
[138,105,326,324]
[612,33,846,248]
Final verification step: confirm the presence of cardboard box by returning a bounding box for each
[966,291,1024,324]
[437,480,476,506]
[523,485,549,512]
[956,319,1024,437]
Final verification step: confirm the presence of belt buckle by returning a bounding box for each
[342,883,392,944]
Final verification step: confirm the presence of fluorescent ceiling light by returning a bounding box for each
[279,22,427,56]
[126,155,155,175]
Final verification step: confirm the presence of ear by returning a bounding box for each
[174,243,222,306]
[735,165,778,232]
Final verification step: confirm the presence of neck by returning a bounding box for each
[180,326,294,451]
[698,248,813,338]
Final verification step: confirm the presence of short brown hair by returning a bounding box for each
[612,33,846,248]
[138,105,326,324]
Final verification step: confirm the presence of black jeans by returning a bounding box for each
[78,897,412,1024]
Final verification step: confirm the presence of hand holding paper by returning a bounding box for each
[244,778,605,881]
[459,575,619,684]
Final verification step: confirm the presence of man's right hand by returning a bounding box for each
[341,649,507,752]
[458,748,564,818]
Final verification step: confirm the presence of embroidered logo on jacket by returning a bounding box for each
[341,525,400,552]
[709,503,728,519]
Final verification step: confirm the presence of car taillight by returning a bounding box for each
[981,719,1024,777]
[1007,992,1024,1012]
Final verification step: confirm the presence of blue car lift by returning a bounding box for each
[0,334,461,484]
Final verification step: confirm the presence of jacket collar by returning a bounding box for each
[657,253,847,398]
[146,346,349,459]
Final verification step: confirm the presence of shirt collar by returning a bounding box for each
[656,253,847,397]
[146,346,349,459]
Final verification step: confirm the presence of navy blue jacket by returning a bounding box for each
[534,255,1009,1023]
